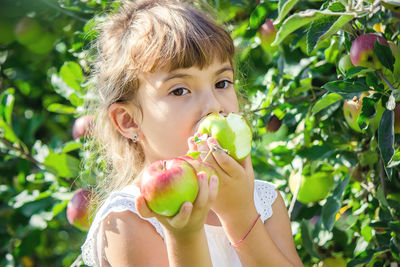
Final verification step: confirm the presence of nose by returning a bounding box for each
[202,88,224,116]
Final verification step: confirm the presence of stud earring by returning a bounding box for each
[132,134,137,143]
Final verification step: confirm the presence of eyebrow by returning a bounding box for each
[163,65,234,83]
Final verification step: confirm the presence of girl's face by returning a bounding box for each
[136,59,239,164]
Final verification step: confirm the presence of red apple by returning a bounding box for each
[140,158,199,216]
[67,188,91,231]
[350,33,389,69]
[72,115,94,139]
[394,103,400,134]
[266,115,282,133]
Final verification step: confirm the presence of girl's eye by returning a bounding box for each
[170,88,189,96]
[215,80,233,89]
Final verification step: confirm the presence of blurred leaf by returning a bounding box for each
[43,151,81,178]
[360,97,377,119]
[345,66,372,79]
[374,39,395,72]
[47,103,76,114]
[390,237,400,261]
[60,61,84,92]
[300,220,321,259]
[0,88,15,124]
[322,80,368,94]
[347,249,383,267]
[312,93,342,114]
[249,4,268,29]
[378,110,394,177]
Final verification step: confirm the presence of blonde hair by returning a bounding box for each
[85,0,235,213]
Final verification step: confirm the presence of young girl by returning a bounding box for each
[81,0,303,266]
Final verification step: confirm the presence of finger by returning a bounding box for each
[187,136,197,153]
[135,195,157,219]
[166,202,193,229]
[193,171,209,209]
[208,174,219,203]
[207,137,241,177]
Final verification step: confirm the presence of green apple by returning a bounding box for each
[338,54,354,75]
[322,257,347,267]
[14,18,42,45]
[196,113,252,162]
[67,188,91,231]
[26,31,56,54]
[350,33,389,69]
[289,168,334,204]
[140,158,199,216]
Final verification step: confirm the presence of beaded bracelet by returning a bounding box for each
[230,214,261,247]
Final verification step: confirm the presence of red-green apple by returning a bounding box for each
[72,115,94,139]
[196,113,252,162]
[14,18,42,45]
[266,115,282,133]
[259,19,278,54]
[67,188,91,231]
[350,33,389,69]
[140,158,199,216]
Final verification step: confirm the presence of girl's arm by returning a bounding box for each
[218,193,303,267]
[196,137,303,267]
[101,171,217,267]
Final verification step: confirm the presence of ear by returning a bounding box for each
[108,103,140,140]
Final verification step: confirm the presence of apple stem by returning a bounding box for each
[377,70,398,92]
[162,160,167,171]
[203,149,213,162]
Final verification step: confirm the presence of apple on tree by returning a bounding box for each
[289,165,334,204]
[72,115,94,139]
[140,158,199,216]
[266,115,282,133]
[14,18,42,45]
[195,113,252,162]
[67,188,91,231]
[350,33,389,69]
[259,18,278,55]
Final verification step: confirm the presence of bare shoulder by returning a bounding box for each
[264,189,303,267]
[101,210,169,267]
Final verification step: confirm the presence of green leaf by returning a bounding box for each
[47,103,76,114]
[276,0,300,24]
[249,4,268,29]
[387,151,400,168]
[378,110,395,177]
[51,74,84,107]
[321,197,341,231]
[272,9,356,46]
[60,61,84,92]
[0,88,15,124]
[390,237,400,261]
[360,97,377,119]
[345,66,371,79]
[322,80,368,94]
[312,93,342,114]
[374,39,395,72]
[186,151,201,159]
[43,151,81,178]
[300,220,321,259]
[347,249,381,267]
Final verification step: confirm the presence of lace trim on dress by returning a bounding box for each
[254,180,278,223]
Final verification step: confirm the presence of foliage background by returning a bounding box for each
[0,0,399,266]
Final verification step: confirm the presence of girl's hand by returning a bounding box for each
[188,135,256,220]
[135,171,219,237]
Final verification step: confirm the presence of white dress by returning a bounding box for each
[81,180,278,267]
